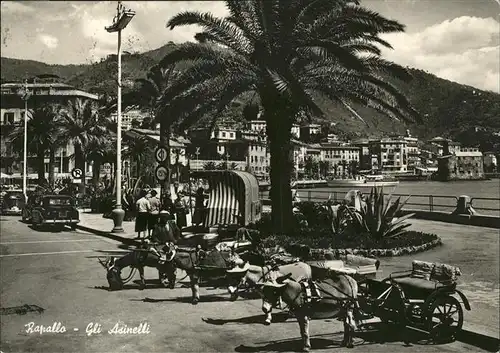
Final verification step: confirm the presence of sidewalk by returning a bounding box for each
[77,211,499,342]
[77,211,139,246]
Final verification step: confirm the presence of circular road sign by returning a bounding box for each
[155,146,168,163]
[155,166,169,182]
[71,168,83,179]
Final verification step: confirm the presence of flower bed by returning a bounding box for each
[258,230,442,259]
[251,189,444,258]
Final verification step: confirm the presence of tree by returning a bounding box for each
[158,0,419,234]
[8,103,63,186]
[59,98,109,194]
[319,160,331,178]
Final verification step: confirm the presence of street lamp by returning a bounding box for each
[106,1,135,233]
[17,79,31,201]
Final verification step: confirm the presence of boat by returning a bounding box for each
[326,175,399,188]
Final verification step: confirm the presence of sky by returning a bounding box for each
[1,0,499,92]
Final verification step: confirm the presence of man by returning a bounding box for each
[148,210,182,288]
[148,190,161,237]
[135,189,150,239]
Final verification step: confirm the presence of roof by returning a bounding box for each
[455,151,483,157]
[125,129,188,148]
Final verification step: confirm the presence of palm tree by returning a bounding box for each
[123,135,155,183]
[86,137,115,188]
[118,63,178,189]
[158,0,419,234]
[8,103,63,186]
[59,98,109,194]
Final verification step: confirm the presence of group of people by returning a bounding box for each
[134,187,208,240]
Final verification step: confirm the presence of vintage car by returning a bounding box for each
[25,195,80,230]
[1,191,25,215]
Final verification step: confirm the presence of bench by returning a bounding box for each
[391,260,461,296]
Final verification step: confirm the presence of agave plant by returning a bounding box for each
[345,187,415,239]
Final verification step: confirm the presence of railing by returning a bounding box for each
[259,188,500,216]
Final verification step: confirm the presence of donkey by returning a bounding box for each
[162,245,242,305]
[226,262,312,325]
[99,248,175,291]
[258,269,359,352]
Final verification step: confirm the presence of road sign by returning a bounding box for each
[155,147,168,163]
[71,168,83,179]
[155,166,169,182]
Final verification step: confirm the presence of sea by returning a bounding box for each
[264,179,500,216]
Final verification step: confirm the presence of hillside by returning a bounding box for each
[2,44,499,141]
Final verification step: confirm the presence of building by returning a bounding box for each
[0,82,98,178]
[291,139,309,177]
[351,139,371,171]
[369,137,408,173]
[110,108,148,130]
[437,147,484,180]
[238,130,269,178]
[483,152,498,173]
[427,137,461,156]
[320,143,360,175]
[291,124,300,139]
[402,130,421,172]
[247,120,266,134]
[300,123,321,142]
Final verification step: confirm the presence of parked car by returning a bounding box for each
[28,195,80,230]
[1,191,25,215]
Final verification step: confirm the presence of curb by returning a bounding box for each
[457,329,500,352]
[75,224,140,247]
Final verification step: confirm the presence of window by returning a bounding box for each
[3,112,15,124]
[229,132,234,138]
[222,132,226,137]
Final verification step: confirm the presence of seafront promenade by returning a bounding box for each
[76,211,500,341]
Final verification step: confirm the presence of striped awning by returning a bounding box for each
[191,171,261,228]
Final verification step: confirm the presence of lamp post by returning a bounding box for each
[106,1,135,233]
[17,79,31,201]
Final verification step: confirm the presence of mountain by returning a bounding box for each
[2,44,500,142]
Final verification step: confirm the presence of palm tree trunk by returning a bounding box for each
[48,147,56,188]
[38,149,46,186]
[265,104,294,235]
[92,158,101,188]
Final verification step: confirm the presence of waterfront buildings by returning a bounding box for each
[0,81,98,178]
[368,137,408,173]
[483,152,498,173]
[437,144,485,180]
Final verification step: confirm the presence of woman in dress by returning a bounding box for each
[193,187,206,227]
[173,192,188,230]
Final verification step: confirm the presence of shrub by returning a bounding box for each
[345,187,415,239]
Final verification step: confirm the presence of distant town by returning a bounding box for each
[1,80,498,185]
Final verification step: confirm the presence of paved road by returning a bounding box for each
[0,216,491,352]
[381,219,499,339]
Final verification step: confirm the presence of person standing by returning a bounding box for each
[173,192,188,231]
[148,190,160,237]
[161,191,174,216]
[193,187,206,227]
[135,189,150,239]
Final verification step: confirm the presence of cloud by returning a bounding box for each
[381,16,500,92]
[0,1,35,13]
[38,34,59,49]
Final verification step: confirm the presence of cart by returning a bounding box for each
[358,260,470,343]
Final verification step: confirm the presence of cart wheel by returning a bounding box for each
[120,267,137,284]
[427,296,463,342]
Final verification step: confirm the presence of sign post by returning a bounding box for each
[71,168,83,181]
[155,146,169,205]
